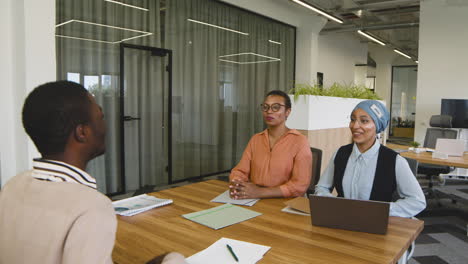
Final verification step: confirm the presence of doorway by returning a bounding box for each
[120,44,172,193]
[390,66,418,142]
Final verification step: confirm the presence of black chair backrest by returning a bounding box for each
[429,115,452,128]
[423,115,458,148]
[423,128,458,148]
[404,157,418,177]
[308,147,323,194]
[392,157,419,201]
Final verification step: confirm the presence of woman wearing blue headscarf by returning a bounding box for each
[315,100,426,218]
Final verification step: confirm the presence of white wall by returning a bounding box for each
[0,0,55,186]
[317,32,368,88]
[354,65,367,86]
[414,0,468,142]
[368,44,398,106]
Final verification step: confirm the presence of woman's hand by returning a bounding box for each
[229,180,261,199]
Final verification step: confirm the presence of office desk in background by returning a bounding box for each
[387,143,468,169]
[112,180,423,264]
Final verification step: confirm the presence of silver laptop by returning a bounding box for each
[435,138,466,157]
[309,195,390,235]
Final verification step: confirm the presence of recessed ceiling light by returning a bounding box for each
[187,19,249,36]
[357,30,386,46]
[268,40,282,45]
[104,0,149,11]
[291,0,343,24]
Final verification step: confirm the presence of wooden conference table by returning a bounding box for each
[386,143,468,168]
[113,180,423,264]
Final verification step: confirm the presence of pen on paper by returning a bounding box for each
[226,244,239,262]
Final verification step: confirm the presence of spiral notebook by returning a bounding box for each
[112,194,173,216]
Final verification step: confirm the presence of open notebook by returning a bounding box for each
[112,194,173,216]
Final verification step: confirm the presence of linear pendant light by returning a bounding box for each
[291,0,343,24]
[55,19,152,44]
[357,30,386,46]
[104,0,148,11]
[187,18,249,35]
[394,49,412,59]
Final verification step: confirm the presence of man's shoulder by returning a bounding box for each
[2,171,113,213]
[55,182,114,212]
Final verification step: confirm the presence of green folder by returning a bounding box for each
[182,204,262,230]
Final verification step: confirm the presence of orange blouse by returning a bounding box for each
[229,129,312,197]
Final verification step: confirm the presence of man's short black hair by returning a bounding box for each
[266,90,291,109]
[22,81,92,156]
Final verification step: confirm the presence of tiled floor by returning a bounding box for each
[410,179,468,264]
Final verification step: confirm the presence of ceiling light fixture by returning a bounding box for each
[268,40,282,45]
[415,60,419,64]
[393,49,412,59]
[219,52,281,65]
[219,59,281,65]
[357,30,386,46]
[55,19,152,44]
[219,52,280,61]
[104,0,149,11]
[55,34,115,44]
[291,0,343,24]
[187,18,249,35]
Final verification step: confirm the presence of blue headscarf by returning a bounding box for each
[352,100,390,134]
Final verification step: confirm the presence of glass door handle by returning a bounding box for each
[123,115,141,121]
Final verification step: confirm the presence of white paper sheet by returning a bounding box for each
[211,190,259,206]
[281,206,310,216]
[186,237,270,264]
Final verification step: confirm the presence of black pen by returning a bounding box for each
[226,244,239,262]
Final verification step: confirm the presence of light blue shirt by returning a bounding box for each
[315,140,426,218]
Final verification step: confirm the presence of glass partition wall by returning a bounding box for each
[390,66,418,140]
[56,0,296,194]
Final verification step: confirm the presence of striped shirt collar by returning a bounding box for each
[32,158,97,189]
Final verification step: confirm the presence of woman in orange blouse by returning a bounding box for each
[229,90,312,199]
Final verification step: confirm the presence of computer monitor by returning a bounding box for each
[441,99,468,128]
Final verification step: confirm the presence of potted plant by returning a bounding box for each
[286,83,384,131]
[392,117,415,138]
[409,141,423,153]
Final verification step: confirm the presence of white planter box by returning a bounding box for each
[286,95,385,131]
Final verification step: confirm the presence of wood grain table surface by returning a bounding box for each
[386,143,468,168]
[113,180,424,264]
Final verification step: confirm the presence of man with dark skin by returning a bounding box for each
[0,81,186,264]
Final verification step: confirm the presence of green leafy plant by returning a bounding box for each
[288,82,382,101]
[409,141,420,148]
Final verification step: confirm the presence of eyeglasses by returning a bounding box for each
[260,103,286,112]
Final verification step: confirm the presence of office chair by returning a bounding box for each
[306,147,322,196]
[405,157,419,177]
[392,157,418,202]
[418,115,457,197]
